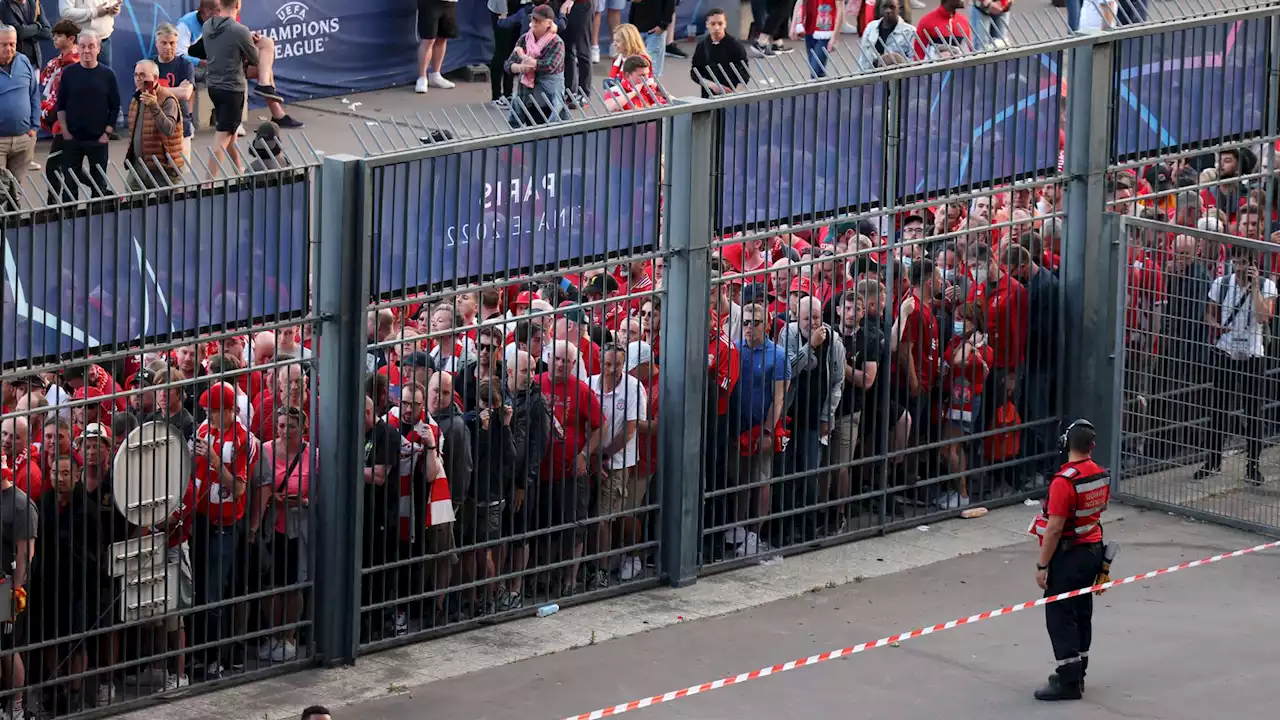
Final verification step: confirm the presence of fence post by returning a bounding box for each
[314,154,371,664]
[1061,40,1121,471]
[659,108,715,587]
[1263,15,1280,242]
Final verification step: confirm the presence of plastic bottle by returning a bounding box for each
[960,507,989,519]
[536,603,560,617]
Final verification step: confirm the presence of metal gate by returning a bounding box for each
[1113,215,1280,536]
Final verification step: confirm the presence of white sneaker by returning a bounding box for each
[270,640,298,662]
[163,673,190,691]
[27,161,40,171]
[95,682,116,708]
[591,45,601,64]
[619,556,643,581]
[724,527,747,545]
[427,72,455,89]
[257,639,275,661]
[910,0,926,7]
[958,495,971,508]
[414,76,429,94]
[235,123,246,137]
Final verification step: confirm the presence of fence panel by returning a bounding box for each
[355,118,666,649]
[0,164,324,717]
[5,6,1280,716]
[702,52,1069,568]
[1114,214,1280,535]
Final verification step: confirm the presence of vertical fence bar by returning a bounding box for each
[314,154,371,663]
[1264,15,1280,244]
[1062,40,1121,471]
[660,108,715,586]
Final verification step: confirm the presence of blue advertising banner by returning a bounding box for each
[1,180,309,366]
[1112,18,1268,159]
[372,122,662,295]
[718,54,1060,229]
[899,53,1063,198]
[719,85,887,230]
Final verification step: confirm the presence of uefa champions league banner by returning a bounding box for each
[371,122,662,296]
[718,85,887,230]
[1111,18,1268,159]
[1,180,309,367]
[719,17,1270,229]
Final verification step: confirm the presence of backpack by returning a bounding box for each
[983,401,1023,463]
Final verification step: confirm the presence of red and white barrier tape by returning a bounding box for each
[562,539,1280,720]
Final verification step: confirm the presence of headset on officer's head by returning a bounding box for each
[1059,418,1096,453]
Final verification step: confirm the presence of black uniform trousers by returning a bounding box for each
[1044,541,1103,683]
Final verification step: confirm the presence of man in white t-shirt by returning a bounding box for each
[589,343,648,583]
[1196,245,1277,486]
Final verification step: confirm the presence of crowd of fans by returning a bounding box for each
[0,84,1276,714]
[0,0,301,208]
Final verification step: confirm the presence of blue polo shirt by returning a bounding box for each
[732,338,791,432]
[0,54,39,137]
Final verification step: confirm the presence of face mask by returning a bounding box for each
[953,320,965,336]
[943,268,956,282]
[971,267,989,285]
[901,257,913,271]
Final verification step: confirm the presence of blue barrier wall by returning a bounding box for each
[1111,18,1269,158]
[1,178,309,365]
[371,121,662,295]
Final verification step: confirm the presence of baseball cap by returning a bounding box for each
[198,382,238,411]
[133,368,157,389]
[1144,165,1173,193]
[403,351,435,370]
[740,282,774,305]
[788,276,814,296]
[559,307,586,325]
[625,341,654,371]
[513,290,537,308]
[584,274,620,297]
[75,422,112,446]
[71,386,104,402]
[251,120,282,158]
[856,219,879,238]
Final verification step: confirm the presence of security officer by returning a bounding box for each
[1030,418,1110,701]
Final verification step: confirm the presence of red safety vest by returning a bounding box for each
[1030,460,1110,547]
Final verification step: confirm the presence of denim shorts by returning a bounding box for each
[594,0,627,11]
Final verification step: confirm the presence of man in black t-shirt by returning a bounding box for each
[1,457,37,714]
[361,394,403,641]
[849,279,910,459]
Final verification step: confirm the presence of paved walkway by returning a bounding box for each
[18,0,1258,183]
[342,509,1278,720]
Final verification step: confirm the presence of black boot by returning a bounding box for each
[1034,674,1082,701]
[1047,673,1085,693]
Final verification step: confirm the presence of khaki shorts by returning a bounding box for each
[834,412,860,466]
[164,543,194,632]
[728,433,773,490]
[597,468,648,516]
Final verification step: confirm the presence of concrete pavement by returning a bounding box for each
[22,0,1254,175]
[347,509,1278,720]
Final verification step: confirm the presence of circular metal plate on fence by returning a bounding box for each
[112,421,190,528]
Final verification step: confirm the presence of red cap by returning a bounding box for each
[199,382,239,411]
[71,386,104,401]
[513,291,537,307]
[788,276,814,296]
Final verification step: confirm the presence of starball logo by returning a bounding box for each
[264,1,340,60]
[276,1,307,22]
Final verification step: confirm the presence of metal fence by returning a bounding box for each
[2,3,1280,717]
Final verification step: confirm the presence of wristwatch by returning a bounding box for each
[1036,563,1048,571]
